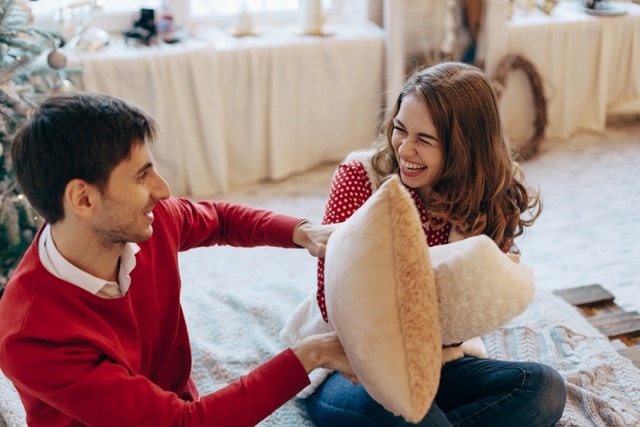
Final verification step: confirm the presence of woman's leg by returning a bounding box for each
[305,371,452,427]
[437,356,567,427]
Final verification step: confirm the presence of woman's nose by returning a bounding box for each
[398,136,418,155]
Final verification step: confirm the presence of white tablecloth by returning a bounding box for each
[68,24,384,197]
[502,1,640,139]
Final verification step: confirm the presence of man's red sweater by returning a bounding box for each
[0,197,310,426]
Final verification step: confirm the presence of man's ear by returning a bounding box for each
[63,179,101,219]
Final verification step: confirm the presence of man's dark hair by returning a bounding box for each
[10,92,158,224]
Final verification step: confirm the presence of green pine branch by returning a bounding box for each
[1,0,77,294]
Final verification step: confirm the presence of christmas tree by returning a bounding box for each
[1,0,77,296]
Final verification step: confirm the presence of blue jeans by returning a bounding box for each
[305,356,567,427]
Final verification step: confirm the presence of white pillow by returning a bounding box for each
[430,235,535,345]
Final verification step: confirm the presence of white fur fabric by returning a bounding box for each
[430,235,535,345]
[279,294,332,397]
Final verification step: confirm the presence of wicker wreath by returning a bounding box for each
[492,54,547,160]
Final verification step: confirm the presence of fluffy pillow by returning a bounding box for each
[323,175,536,422]
[280,174,536,422]
[430,235,535,345]
[324,175,442,423]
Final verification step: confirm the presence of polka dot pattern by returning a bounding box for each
[316,160,452,322]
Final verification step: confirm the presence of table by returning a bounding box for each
[498,1,640,139]
[68,24,384,197]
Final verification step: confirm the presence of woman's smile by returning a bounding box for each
[399,158,428,177]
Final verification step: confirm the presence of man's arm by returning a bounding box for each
[2,330,354,426]
[162,197,320,251]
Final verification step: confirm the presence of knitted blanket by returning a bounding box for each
[1,286,639,426]
[484,292,640,426]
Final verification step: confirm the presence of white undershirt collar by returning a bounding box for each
[38,224,140,297]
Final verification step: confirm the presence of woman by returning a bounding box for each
[306,62,567,427]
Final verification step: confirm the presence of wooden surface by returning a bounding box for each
[553,284,616,306]
[554,284,640,369]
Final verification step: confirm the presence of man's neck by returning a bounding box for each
[50,223,124,283]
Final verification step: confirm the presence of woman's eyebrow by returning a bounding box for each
[395,118,437,142]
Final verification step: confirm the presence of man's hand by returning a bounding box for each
[292,222,338,257]
[291,331,358,385]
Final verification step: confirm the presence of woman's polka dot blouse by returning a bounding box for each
[316,160,452,322]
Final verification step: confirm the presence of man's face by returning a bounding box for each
[92,142,170,247]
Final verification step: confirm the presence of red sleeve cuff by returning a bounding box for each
[259,348,311,399]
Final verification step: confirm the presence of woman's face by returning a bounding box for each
[391,93,444,200]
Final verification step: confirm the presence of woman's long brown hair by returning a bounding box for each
[371,62,541,250]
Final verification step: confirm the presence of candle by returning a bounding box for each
[303,0,323,34]
[237,3,253,34]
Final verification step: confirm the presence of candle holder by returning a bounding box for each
[230,3,257,37]
[538,0,558,15]
[301,0,331,36]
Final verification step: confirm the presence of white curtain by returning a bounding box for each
[384,0,463,107]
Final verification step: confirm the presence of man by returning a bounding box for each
[0,92,354,426]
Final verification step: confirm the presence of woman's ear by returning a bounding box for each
[63,179,100,219]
